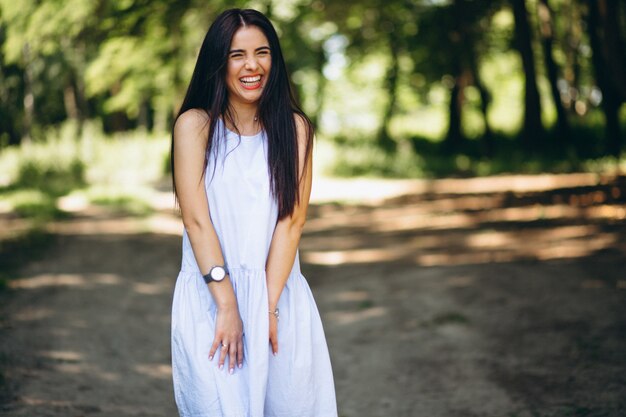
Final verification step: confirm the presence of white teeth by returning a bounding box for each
[240,75,261,83]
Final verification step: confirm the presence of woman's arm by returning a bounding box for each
[265,114,313,355]
[173,109,243,373]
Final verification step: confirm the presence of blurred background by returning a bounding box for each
[1,0,625,188]
[1,1,625,416]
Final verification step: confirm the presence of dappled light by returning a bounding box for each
[311,173,606,204]
[326,306,387,326]
[304,174,626,268]
[1,0,625,414]
[12,308,55,322]
[329,290,371,302]
[37,350,83,363]
[1,174,624,416]
[9,273,122,290]
[0,224,182,415]
[132,281,171,295]
[134,363,173,380]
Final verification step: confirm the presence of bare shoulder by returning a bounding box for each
[293,112,312,149]
[174,108,210,146]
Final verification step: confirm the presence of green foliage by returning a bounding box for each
[0,0,624,175]
[329,138,426,178]
[14,158,85,197]
[0,121,169,220]
[163,148,172,175]
[326,118,626,178]
[1,189,68,221]
[0,124,87,195]
[90,194,153,216]
[66,184,157,217]
[0,140,84,220]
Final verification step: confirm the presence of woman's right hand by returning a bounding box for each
[209,303,244,374]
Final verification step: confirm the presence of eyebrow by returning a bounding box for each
[229,46,271,54]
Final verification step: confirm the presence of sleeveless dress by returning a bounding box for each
[170,119,338,417]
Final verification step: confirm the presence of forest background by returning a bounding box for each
[0,0,624,189]
[1,1,625,415]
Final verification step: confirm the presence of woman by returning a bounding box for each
[169,8,338,417]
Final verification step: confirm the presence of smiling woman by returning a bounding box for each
[225,28,272,109]
[168,8,338,417]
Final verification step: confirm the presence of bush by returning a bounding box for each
[15,158,86,197]
[328,140,427,178]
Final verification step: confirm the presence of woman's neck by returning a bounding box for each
[226,102,260,136]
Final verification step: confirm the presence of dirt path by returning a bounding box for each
[1,174,625,417]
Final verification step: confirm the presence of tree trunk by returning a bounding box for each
[21,43,34,144]
[537,0,569,144]
[586,0,622,157]
[477,84,493,155]
[467,45,493,156]
[564,1,583,114]
[63,82,79,121]
[511,0,544,148]
[138,98,150,131]
[445,74,464,151]
[153,99,169,133]
[311,44,327,130]
[63,71,85,128]
[377,28,399,152]
[73,42,89,137]
[443,0,470,152]
[602,1,626,102]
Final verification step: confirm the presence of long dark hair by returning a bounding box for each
[170,8,313,220]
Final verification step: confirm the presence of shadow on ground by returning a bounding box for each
[0,174,625,416]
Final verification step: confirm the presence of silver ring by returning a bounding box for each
[222,343,228,349]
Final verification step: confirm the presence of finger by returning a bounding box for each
[237,336,244,368]
[218,342,229,370]
[209,338,221,361]
[228,343,237,374]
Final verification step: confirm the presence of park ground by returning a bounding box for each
[0,173,625,417]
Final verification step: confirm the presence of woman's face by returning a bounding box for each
[225,26,272,106]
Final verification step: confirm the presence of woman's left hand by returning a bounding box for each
[269,311,278,355]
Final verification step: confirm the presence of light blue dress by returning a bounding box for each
[171,119,338,417]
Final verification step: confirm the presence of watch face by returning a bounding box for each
[210,266,226,281]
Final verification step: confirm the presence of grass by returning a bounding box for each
[324,117,626,178]
[0,120,169,219]
[1,189,69,221]
[1,117,623,222]
[65,185,156,217]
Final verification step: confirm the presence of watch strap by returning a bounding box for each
[202,273,215,284]
[202,265,228,284]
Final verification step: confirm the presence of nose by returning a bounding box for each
[244,56,258,71]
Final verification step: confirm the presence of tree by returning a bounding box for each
[537,0,569,145]
[585,0,624,157]
[267,1,330,130]
[0,0,102,139]
[376,5,407,153]
[0,23,22,146]
[322,0,411,152]
[411,0,499,153]
[511,0,544,148]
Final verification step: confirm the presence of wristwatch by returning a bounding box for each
[203,265,229,284]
